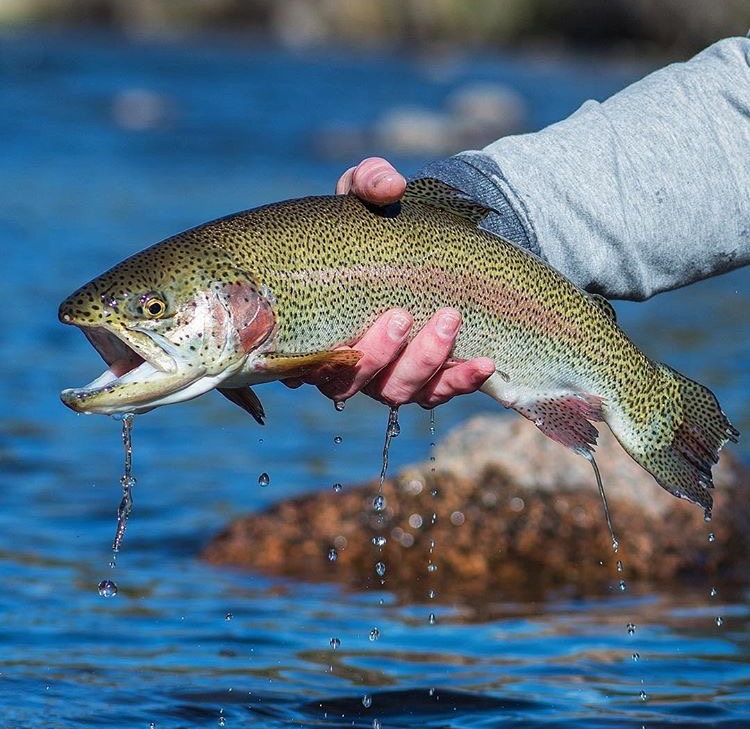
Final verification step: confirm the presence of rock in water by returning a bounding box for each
[202,415,750,600]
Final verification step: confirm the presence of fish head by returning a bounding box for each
[59,241,275,415]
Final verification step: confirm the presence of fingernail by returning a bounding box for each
[387,312,411,341]
[436,312,461,340]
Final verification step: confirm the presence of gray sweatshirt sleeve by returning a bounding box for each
[419,36,750,301]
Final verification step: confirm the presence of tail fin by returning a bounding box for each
[626,365,738,515]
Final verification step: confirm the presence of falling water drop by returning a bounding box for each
[373,494,385,512]
[98,579,118,598]
[329,637,341,650]
[334,400,346,412]
[632,652,640,662]
[328,548,338,563]
[618,579,627,592]
[372,720,381,729]
[428,612,436,625]
[639,690,648,702]
[708,532,716,543]
[716,616,724,627]
[710,587,718,598]
[332,482,343,493]
[333,435,343,445]
[257,472,270,487]
[616,560,624,573]
[375,561,386,578]
[427,561,438,574]
[362,695,372,708]
[369,628,380,641]
[371,536,387,547]
[626,622,636,635]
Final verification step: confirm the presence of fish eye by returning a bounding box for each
[142,295,167,319]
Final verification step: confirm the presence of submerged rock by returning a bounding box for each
[202,415,750,599]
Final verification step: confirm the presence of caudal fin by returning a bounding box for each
[626,365,738,514]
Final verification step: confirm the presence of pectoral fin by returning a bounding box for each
[218,386,266,424]
[262,349,364,379]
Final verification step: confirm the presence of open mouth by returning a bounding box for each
[61,325,179,412]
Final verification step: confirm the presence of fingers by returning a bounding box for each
[364,308,462,405]
[316,309,413,402]
[335,157,406,205]
[411,357,496,409]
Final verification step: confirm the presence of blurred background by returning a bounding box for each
[2,2,749,728]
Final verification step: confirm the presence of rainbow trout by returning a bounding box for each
[59,179,738,512]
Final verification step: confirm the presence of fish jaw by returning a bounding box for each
[59,324,215,415]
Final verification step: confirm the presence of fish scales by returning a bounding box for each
[59,179,738,512]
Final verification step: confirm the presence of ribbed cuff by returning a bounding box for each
[416,154,536,256]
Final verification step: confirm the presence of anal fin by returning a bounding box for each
[218,386,266,425]
[514,393,605,455]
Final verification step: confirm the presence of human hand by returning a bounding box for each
[335,156,406,205]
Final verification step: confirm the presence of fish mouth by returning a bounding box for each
[60,325,200,415]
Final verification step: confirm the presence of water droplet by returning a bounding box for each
[334,400,346,412]
[257,472,270,487]
[427,561,437,573]
[639,690,648,702]
[371,536,387,547]
[708,532,716,543]
[710,587,718,598]
[332,482,343,493]
[387,419,400,438]
[616,560,624,573]
[428,589,436,599]
[618,579,627,592]
[372,720,381,729]
[257,437,264,445]
[372,494,385,512]
[218,712,226,727]
[225,612,233,621]
[632,652,640,662]
[329,637,341,650]
[150,723,156,729]
[328,548,338,562]
[362,694,372,708]
[428,612,436,625]
[612,538,619,553]
[369,628,380,641]
[375,561,386,578]
[428,688,436,697]
[333,435,343,445]
[626,622,636,635]
[98,579,117,598]
[716,616,724,627]
[704,509,712,522]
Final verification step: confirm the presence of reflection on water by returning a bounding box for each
[1,31,749,728]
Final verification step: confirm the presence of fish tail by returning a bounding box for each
[617,364,739,514]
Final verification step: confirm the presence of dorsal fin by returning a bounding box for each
[588,293,617,322]
[403,178,494,225]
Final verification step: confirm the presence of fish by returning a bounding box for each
[59,178,738,512]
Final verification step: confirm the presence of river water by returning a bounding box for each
[2,31,750,728]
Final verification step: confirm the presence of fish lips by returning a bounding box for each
[59,324,205,415]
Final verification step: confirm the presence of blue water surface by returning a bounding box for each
[1,31,749,728]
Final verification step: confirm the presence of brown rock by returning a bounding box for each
[202,415,750,600]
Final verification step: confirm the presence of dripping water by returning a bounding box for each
[111,413,136,565]
[372,407,399,586]
[100,413,136,597]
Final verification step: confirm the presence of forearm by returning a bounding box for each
[420,36,750,301]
